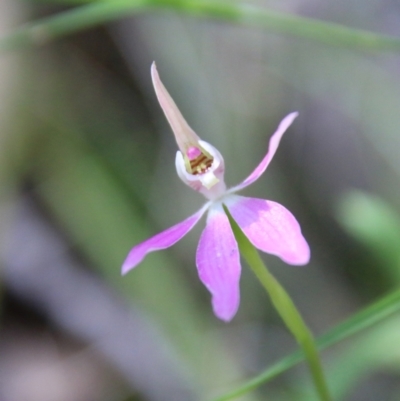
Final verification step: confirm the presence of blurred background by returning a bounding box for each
[1,0,400,400]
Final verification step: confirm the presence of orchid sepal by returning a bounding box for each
[196,203,241,321]
[121,203,210,275]
[224,195,310,265]
[228,112,299,194]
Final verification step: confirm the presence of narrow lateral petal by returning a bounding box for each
[229,112,298,193]
[226,196,310,265]
[122,204,209,275]
[196,204,241,321]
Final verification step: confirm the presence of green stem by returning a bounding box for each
[2,0,400,52]
[211,267,400,401]
[224,206,332,401]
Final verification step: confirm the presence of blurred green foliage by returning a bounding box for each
[2,1,400,400]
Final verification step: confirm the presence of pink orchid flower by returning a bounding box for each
[122,63,310,322]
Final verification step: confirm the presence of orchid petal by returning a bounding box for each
[151,62,200,153]
[122,203,209,275]
[229,112,298,193]
[226,195,310,265]
[196,204,241,321]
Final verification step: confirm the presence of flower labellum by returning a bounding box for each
[122,63,310,322]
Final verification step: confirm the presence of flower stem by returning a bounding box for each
[224,206,332,401]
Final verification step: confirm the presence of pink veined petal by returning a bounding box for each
[226,195,310,265]
[122,203,209,275]
[196,204,241,322]
[229,112,298,193]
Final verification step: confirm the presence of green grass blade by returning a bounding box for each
[211,287,400,400]
[0,0,147,52]
[2,0,400,52]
